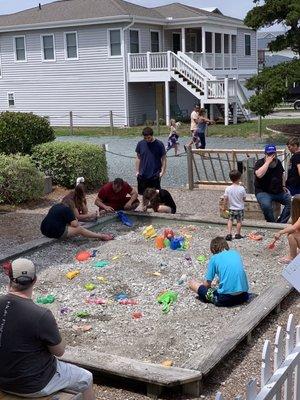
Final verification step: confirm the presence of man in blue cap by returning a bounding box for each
[254,144,291,223]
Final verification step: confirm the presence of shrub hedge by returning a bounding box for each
[0,154,44,204]
[32,141,108,188]
[0,111,55,155]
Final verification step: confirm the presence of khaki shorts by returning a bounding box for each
[7,360,93,397]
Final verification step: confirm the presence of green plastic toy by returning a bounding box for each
[157,290,178,314]
[36,295,55,304]
[197,255,207,264]
[93,261,109,268]
[84,283,96,291]
[76,311,90,318]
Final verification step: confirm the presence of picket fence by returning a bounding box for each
[215,314,300,400]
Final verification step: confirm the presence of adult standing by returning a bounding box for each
[135,127,166,195]
[193,108,214,149]
[286,137,300,196]
[254,144,291,223]
[185,104,200,148]
[0,258,95,399]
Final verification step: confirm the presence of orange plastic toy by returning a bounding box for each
[155,236,165,249]
[164,229,174,239]
[76,251,91,262]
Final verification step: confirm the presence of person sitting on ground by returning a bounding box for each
[0,258,95,400]
[166,119,180,156]
[274,195,300,263]
[188,237,249,307]
[223,169,247,241]
[254,144,291,223]
[41,201,113,241]
[286,137,300,196]
[95,178,139,214]
[62,183,98,222]
[142,187,176,214]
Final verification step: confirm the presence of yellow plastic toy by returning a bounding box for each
[66,270,80,280]
[97,276,109,284]
[142,225,157,239]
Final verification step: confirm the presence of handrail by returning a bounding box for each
[170,51,205,92]
[178,52,215,80]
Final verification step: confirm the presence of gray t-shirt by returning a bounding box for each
[0,293,62,394]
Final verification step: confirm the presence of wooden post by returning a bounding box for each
[110,111,114,135]
[155,109,159,135]
[258,115,262,138]
[242,157,255,194]
[187,146,194,190]
[69,111,74,135]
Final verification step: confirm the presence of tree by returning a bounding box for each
[244,0,300,115]
[244,0,300,55]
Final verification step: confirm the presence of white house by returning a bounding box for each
[0,0,258,127]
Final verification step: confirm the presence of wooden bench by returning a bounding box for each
[219,194,281,221]
[0,391,82,399]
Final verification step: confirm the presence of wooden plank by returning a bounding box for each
[183,276,292,372]
[61,348,202,387]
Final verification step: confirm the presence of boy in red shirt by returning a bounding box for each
[95,178,139,214]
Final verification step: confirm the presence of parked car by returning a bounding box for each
[284,84,300,110]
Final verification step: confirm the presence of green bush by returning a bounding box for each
[32,141,108,188]
[0,111,55,155]
[0,154,44,204]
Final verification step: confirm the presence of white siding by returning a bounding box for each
[128,82,155,125]
[0,24,126,126]
[236,28,257,70]
[125,23,163,53]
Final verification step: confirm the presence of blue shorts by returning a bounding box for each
[197,285,249,307]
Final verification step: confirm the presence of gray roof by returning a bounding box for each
[0,0,244,29]
[265,55,294,67]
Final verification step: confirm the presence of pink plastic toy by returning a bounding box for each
[119,299,138,305]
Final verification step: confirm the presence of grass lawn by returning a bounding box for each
[54,118,300,139]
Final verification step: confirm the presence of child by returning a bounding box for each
[223,169,246,241]
[142,187,176,214]
[62,183,98,222]
[166,119,180,156]
[274,195,300,263]
[188,237,249,307]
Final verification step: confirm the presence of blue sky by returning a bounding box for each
[0,0,256,19]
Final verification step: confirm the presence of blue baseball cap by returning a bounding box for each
[264,144,277,154]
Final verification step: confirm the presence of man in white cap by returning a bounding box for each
[0,258,95,399]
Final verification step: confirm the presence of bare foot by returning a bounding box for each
[279,256,293,264]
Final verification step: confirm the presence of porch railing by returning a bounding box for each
[186,52,237,70]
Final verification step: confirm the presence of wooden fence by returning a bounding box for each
[215,313,300,400]
[186,148,289,190]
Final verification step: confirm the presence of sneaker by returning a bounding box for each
[225,234,232,241]
[235,234,244,239]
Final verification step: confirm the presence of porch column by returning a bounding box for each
[212,32,215,70]
[209,104,214,120]
[233,102,238,124]
[224,77,229,126]
[165,80,170,126]
[181,27,186,52]
[202,27,206,67]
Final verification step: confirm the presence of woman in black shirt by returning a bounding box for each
[142,188,176,214]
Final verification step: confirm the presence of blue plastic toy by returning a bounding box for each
[116,211,133,227]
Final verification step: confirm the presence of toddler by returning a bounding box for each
[166,119,180,156]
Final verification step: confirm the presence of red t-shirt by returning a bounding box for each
[97,182,132,210]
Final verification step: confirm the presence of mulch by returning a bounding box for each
[268,124,300,135]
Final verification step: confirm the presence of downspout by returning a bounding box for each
[122,18,135,127]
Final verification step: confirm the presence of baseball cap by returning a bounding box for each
[11,258,36,284]
[264,144,277,154]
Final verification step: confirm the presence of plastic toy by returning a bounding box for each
[197,255,207,264]
[164,229,174,239]
[157,290,178,314]
[93,260,109,268]
[181,238,190,250]
[66,270,80,280]
[2,260,12,276]
[161,359,173,367]
[119,299,138,305]
[142,225,157,239]
[164,238,170,248]
[132,311,143,319]
[37,295,55,304]
[248,232,263,241]
[112,255,120,260]
[84,283,96,291]
[97,276,108,284]
[76,311,90,318]
[60,307,70,315]
[90,250,97,257]
[76,251,91,262]
[116,210,133,227]
[177,274,187,285]
[155,236,165,249]
[86,297,106,305]
[115,292,128,301]
[170,237,183,250]
[268,238,278,249]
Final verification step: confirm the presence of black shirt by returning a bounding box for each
[254,158,284,195]
[159,189,177,214]
[41,203,75,239]
[0,294,62,394]
[286,152,300,190]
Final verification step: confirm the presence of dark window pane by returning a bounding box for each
[151,31,159,52]
[205,32,212,53]
[224,34,229,53]
[231,35,237,54]
[130,30,139,53]
[245,34,251,56]
[215,33,221,53]
[66,33,77,58]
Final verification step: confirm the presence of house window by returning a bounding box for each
[130,30,139,53]
[8,93,15,107]
[245,34,251,56]
[205,32,212,53]
[109,29,121,56]
[42,34,55,61]
[224,34,229,54]
[215,33,222,53]
[65,32,78,59]
[14,36,26,61]
[151,31,160,52]
[231,35,237,54]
